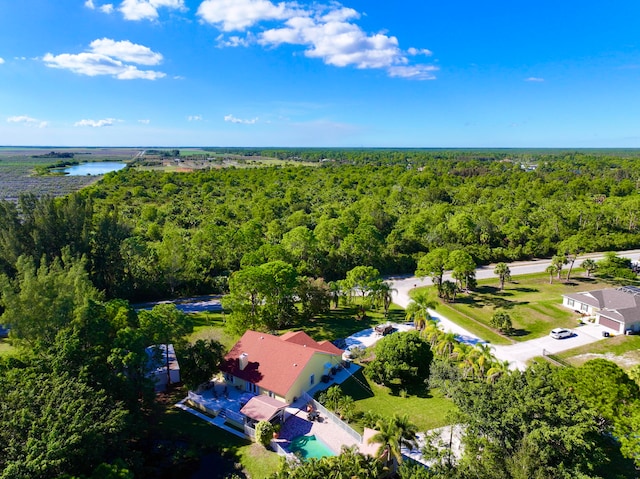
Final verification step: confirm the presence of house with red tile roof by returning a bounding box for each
[221,330,343,404]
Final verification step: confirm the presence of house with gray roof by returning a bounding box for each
[562,286,640,334]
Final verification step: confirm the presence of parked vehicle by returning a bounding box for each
[550,328,572,339]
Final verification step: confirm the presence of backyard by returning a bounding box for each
[156,388,281,478]
[338,369,456,432]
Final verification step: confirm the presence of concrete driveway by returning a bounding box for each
[491,323,609,369]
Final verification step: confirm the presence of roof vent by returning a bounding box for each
[239,352,249,370]
[293,363,297,367]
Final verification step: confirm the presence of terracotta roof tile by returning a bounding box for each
[221,330,342,397]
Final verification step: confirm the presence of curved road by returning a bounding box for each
[388,249,640,369]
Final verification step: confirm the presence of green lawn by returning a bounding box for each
[188,311,239,350]
[0,339,14,356]
[338,369,457,432]
[157,388,281,478]
[556,334,640,369]
[431,272,612,342]
[293,303,406,343]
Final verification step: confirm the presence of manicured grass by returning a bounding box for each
[157,388,281,478]
[339,369,457,432]
[188,311,239,350]
[556,334,640,369]
[412,287,512,345]
[0,339,14,356]
[437,273,612,342]
[295,303,407,343]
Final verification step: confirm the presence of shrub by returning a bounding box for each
[255,420,274,448]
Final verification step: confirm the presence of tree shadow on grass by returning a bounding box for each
[339,369,375,401]
[511,287,538,293]
[508,328,531,338]
[390,382,432,399]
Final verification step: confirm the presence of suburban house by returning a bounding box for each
[562,286,640,334]
[221,330,344,404]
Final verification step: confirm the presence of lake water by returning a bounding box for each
[62,162,127,176]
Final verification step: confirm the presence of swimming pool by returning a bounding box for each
[288,435,336,459]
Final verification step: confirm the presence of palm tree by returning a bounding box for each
[473,343,495,380]
[440,280,458,302]
[494,262,511,291]
[369,414,418,469]
[372,281,397,318]
[405,290,437,330]
[581,258,597,277]
[486,359,511,383]
[434,332,458,358]
[328,281,342,309]
[552,254,567,280]
[545,264,558,284]
[421,320,441,346]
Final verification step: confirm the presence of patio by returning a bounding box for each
[186,377,255,416]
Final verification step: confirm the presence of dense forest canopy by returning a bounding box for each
[0,152,639,300]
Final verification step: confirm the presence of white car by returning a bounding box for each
[550,328,572,339]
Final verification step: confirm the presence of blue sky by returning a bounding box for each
[1,1,640,147]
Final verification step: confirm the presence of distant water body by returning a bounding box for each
[62,162,126,176]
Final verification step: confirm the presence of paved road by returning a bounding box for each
[388,249,640,369]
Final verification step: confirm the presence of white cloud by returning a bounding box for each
[387,64,438,80]
[85,0,95,8]
[216,34,253,48]
[188,115,203,121]
[42,39,166,80]
[7,115,48,128]
[204,3,435,79]
[119,0,186,21]
[197,0,298,32]
[0,58,4,64]
[407,47,432,56]
[74,118,118,127]
[224,114,258,124]
[101,4,115,13]
[525,77,544,82]
[260,7,413,71]
[90,38,163,65]
[199,1,436,80]
[138,119,151,124]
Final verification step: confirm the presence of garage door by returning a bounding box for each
[599,316,622,333]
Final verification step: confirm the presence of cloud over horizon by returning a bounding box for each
[74,118,119,127]
[7,115,48,128]
[224,114,258,124]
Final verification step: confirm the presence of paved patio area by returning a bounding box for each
[185,377,255,415]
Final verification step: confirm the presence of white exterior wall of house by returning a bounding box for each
[562,296,595,315]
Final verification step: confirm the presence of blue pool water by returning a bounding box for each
[288,435,335,459]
